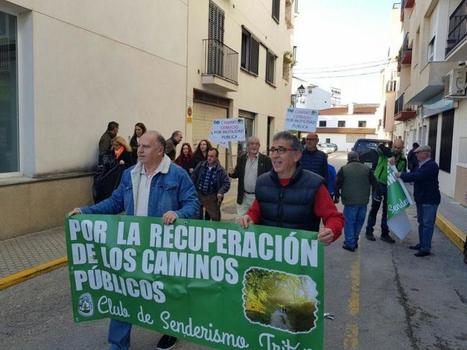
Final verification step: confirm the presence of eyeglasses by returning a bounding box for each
[306,138,318,141]
[268,146,296,155]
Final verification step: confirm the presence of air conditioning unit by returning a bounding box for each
[445,68,467,99]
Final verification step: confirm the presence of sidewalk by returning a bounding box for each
[1,178,465,288]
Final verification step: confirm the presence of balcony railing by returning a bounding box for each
[446,0,467,56]
[394,93,416,121]
[400,33,412,64]
[203,39,239,85]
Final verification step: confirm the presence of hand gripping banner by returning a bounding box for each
[66,215,325,350]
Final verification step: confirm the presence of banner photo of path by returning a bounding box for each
[66,215,324,350]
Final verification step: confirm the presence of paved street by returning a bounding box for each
[1,153,466,349]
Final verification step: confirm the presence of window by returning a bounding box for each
[338,120,346,127]
[272,0,280,23]
[427,36,435,63]
[238,110,256,155]
[325,138,331,143]
[319,120,327,127]
[358,121,367,127]
[266,50,276,85]
[241,28,259,75]
[428,116,438,160]
[439,109,454,172]
[207,1,225,76]
[0,11,18,173]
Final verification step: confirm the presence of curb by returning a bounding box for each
[0,256,68,291]
[436,213,466,251]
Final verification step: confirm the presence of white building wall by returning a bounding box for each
[318,114,379,128]
[187,0,293,154]
[6,0,189,176]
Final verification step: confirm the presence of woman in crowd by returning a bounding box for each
[129,122,147,163]
[175,143,195,174]
[113,136,133,167]
[193,139,212,169]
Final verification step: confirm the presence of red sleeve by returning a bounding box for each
[314,184,344,241]
[246,199,261,224]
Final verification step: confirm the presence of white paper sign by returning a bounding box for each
[285,107,319,132]
[209,118,246,148]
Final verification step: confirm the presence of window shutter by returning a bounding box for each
[250,37,259,75]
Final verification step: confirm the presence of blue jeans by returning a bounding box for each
[344,205,368,248]
[416,203,438,253]
[108,319,131,350]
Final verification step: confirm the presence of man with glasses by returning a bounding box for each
[301,132,328,180]
[239,131,343,245]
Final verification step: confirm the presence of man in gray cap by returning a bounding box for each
[395,145,440,257]
[335,151,377,251]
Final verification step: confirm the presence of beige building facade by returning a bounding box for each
[0,0,295,238]
[394,0,467,205]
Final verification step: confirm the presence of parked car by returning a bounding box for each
[328,143,338,152]
[352,138,392,170]
[317,143,335,154]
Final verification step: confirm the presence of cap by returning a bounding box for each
[347,151,359,161]
[414,145,431,153]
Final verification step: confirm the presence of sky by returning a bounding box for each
[293,0,398,104]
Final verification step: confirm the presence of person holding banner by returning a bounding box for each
[395,145,441,257]
[70,130,199,350]
[365,139,407,243]
[228,136,272,216]
[192,148,230,221]
[239,131,343,244]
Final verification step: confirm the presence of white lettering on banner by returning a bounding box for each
[141,251,239,285]
[147,224,318,268]
[100,247,136,272]
[117,222,141,245]
[74,269,166,303]
[388,198,410,215]
[160,310,249,349]
[97,295,130,318]
[68,219,107,243]
[71,243,97,264]
[259,333,314,350]
[137,305,154,325]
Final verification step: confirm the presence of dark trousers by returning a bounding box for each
[198,193,221,221]
[365,183,389,236]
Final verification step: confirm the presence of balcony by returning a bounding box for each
[404,0,415,9]
[202,39,239,92]
[400,33,412,65]
[394,94,416,121]
[405,61,457,104]
[445,0,467,61]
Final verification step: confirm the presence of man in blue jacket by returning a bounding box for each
[301,132,328,180]
[396,145,440,257]
[70,130,199,350]
[192,148,230,221]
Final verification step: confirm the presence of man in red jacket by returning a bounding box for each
[239,131,343,245]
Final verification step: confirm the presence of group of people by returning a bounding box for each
[72,121,444,350]
[71,127,345,350]
[335,138,441,258]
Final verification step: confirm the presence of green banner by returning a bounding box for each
[387,163,412,220]
[65,215,324,350]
